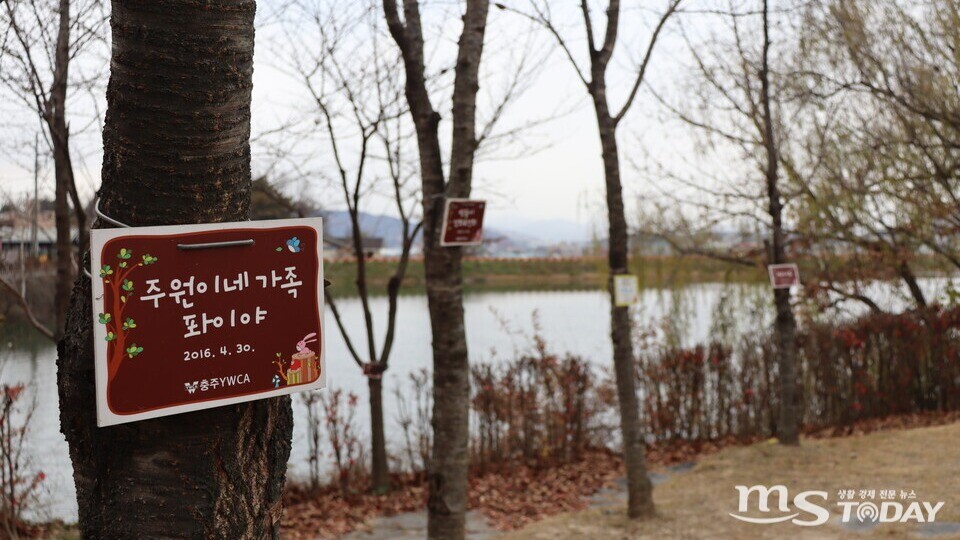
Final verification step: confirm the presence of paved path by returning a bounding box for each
[343,510,498,540]
[341,463,693,540]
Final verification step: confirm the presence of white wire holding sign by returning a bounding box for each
[613,274,640,307]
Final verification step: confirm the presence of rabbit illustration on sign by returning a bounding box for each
[297,332,317,352]
[274,332,321,388]
[289,332,321,384]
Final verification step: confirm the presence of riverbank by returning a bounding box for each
[323,255,763,297]
[323,253,959,298]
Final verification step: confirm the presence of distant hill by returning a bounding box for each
[316,210,592,254]
[491,216,595,245]
[317,210,416,249]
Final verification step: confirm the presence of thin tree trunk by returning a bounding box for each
[52,152,71,339]
[771,286,799,444]
[57,1,293,537]
[49,0,73,339]
[760,0,800,446]
[65,145,89,268]
[518,0,677,520]
[369,376,389,492]
[898,259,927,308]
[596,113,655,518]
[382,2,488,537]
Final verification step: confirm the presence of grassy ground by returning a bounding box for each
[501,422,960,539]
[324,256,764,297]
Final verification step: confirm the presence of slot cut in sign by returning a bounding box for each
[90,218,325,426]
[768,263,800,289]
[440,199,486,246]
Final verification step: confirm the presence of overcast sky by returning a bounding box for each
[0,1,738,242]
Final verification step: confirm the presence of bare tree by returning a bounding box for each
[758,0,799,445]
[382,1,490,537]
[502,0,682,516]
[274,0,423,493]
[645,0,802,444]
[784,104,932,312]
[790,0,960,311]
[58,0,293,536]
[0,0,106,336]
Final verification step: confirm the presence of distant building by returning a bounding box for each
[0,210,76,264]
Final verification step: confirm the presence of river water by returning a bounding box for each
[0,279,951,522]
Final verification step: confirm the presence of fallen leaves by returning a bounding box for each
[469,450,624,531]
[282,476,426,539]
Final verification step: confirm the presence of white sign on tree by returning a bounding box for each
[613,274,640,307]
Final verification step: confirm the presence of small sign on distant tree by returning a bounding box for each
[613,274,640,307]
[440,199,486,246]
[90,218,325,427]
[768,263,800,289]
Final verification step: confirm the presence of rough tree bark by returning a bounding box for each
[383,1,489,537]
[759,0,799,446]
[57,1,294,537]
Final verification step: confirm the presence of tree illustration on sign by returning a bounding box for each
[272,352,290,386]
[98,248,158,382]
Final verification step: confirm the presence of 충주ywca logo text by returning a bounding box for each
[729,485,944,527]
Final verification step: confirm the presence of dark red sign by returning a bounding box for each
[768,263,800,289]
[440,199,486,246]
[90,218,325,426]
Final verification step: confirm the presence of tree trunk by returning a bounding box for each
[382,2,488,537]
[596,111,655,518]
[49,0,77,339]
[771,287,799,444]
[52,149,71,339]
[65,145,89,269]
[369,376,389,493]
[423,215,469,539]
[760,0,800,446]
[898,259,927,308]
[57,1,294,537]
[399,71,470,537]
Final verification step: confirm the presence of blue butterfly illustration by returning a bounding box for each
[286,237,302,253]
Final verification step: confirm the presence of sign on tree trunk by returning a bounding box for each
[440,199,486,246]
[613,274,640,307]
[90,218,325,426]
[768,263,800,289]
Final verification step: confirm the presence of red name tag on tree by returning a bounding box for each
[90,218,325,426]
[440,199,486,246]
[768,263,800,289]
